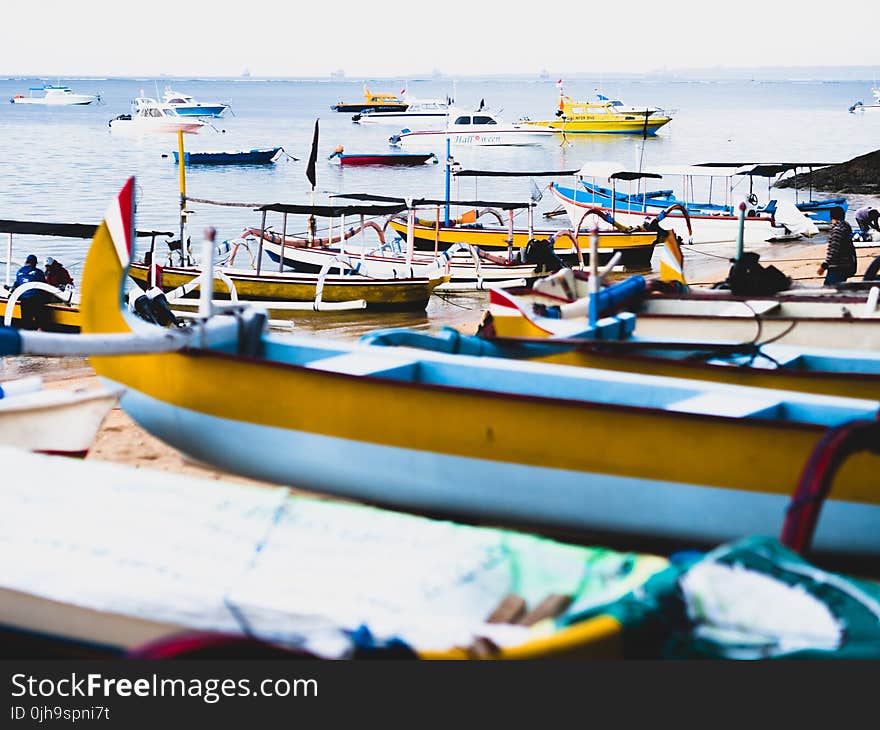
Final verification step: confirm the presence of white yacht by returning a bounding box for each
[108,98,205,134]
[353,98,449,129]
[390,108,554,147]
[162,87,229,118]
[10,85,100,105]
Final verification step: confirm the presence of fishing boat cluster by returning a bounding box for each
[3,78,880,662]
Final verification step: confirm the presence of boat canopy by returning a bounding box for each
[576,162,663,181]
[697,162,836,173]
[256,202,409,217]
[331,192,533,210]
[452,169,579,178]
[0,220,173,239]
[652,165,743,179]
[729,163,837,178]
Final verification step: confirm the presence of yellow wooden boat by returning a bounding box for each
[331,85,408,113]
[128,262,446,312]
[520,93,672,135]
[386,217,658,268]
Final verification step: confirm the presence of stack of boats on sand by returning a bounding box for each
[4,178,880,660]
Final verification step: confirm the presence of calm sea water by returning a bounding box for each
[1,76,879,335]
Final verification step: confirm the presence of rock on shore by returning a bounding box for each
[776,150,880,194]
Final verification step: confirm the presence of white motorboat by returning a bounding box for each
[390,108,554,147]
[109,97,206,134]
[10,85,100,105]
[353,98,449,129]
[849,88,880,113]
[162,87,229,118]
[0,377,119,457]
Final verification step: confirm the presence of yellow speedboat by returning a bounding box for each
[521,89,672,135]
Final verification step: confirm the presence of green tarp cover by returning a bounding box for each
[566,536,880,659]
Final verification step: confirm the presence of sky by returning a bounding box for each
[1,1,877,78]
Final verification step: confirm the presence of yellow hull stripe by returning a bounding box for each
[128,265,442,305]
[84,223,880,506]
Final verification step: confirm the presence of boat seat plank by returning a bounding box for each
[666,393,782,418]
[305,352,418,379]
[716,300,781,317]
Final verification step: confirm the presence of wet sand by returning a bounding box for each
[7,236,880,486]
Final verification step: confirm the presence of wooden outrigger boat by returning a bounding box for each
[67,180,880,558]
[553,163,821,245]
[485,225,880,351]
[0,219,174,332]
[134,201,448,312]
[243,195,557,291]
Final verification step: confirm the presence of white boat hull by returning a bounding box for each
[121,390,880,557]
[109,118,204,134]
[11,95,97,105]
[357,113,448,129]
[551,186,781,245]
[395,129,555,147]
[0,388,118,456]
[260,239,540,287]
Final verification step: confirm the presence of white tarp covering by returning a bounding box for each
[0,447,665,656]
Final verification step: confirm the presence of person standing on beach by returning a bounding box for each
[854,206,880,240]
[12,254,48,329]
[817,207,857,286]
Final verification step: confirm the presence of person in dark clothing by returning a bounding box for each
[13,254,48,330]
[44,257,74,289]
[817,207,857,286]
[854,206,880,240]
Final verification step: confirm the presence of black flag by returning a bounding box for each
[306,119,319,189]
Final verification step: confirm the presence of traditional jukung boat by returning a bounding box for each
[134,201,448,312]
[328,149,437,167]
[331,85,408,113]
[0,219,174,332]
[71,180,880,557]
[555,162,820,245]
[0,379,119,457]
[518,83,673,135]
[697,162,846,225]
[0,447,669,659]
[242,196,551,290]
[172,147,283,166]
[483,230,880,352]
[380,168,664,268]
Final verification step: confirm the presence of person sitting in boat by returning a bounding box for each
[12,254,48,330]
[854,206,880,241]
[817,207,857,286]
[44,257,74,290]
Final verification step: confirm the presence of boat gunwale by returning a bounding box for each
[173,341,875,436]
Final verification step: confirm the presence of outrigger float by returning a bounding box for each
[14,178,876,559]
